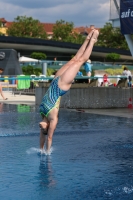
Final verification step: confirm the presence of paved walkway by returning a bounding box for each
[1,91,133,118]
[0,91,35,105]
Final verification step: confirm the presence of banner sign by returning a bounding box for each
[120,0,133,34]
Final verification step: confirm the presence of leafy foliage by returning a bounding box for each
[22,65,57,76]
[22,65,42,76]
[47,68,56,76]
[105,68,123,75]
[30,52,47,60]
[106,53,120,63]
[7,16,47,39]
[97,22,128,50]
[53,20,84,44]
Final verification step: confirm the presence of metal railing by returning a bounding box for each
[0,75,127,92]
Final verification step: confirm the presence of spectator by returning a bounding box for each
[84,59,92,83]
[122,66,132,87]
[53,57,57,65]
[102,74,110,87]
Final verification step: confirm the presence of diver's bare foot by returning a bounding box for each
[86,29,95,40]
[90,30,99,43]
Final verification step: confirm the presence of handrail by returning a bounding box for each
[0,76,127,81]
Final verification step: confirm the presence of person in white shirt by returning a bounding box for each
[122,67,132,87]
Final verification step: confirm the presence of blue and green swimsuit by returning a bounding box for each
[39,77,67,117]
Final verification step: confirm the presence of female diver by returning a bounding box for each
[39,29,99,154]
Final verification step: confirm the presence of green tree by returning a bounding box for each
[53,19,84,44]
[47,68,56,76]
[22,65,34,75]
[7,16,47,39]
[22,65,42,76]
[106,52,120,64]
[97,22,128,50]
[33,68,42,76]
[30,52,47,60]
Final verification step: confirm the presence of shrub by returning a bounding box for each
[47,68,56,76]
[106,53,120,63]
[22,65,42,76]
[105,68,123,75]
[30,52,47,60]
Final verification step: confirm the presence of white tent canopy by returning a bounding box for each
[19,56,40,62]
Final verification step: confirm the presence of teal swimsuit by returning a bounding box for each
[39,77,67,117]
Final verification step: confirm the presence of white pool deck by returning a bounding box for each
[0,91,133,118]
[0,91,35,105]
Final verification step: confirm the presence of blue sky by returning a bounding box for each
[0,0,110,28]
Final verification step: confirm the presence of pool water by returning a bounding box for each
[0,103,133,200]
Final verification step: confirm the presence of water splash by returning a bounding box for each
[26,147,53,155]
[123,186,133,194]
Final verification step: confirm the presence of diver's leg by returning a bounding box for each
[46,108,58,153]
[55,29,95,78]
[58,30,99,91]
[40,129,46,149]
[46,119,58,153]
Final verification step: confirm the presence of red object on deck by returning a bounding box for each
[103,74,108,83]
[128,98,133,108]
